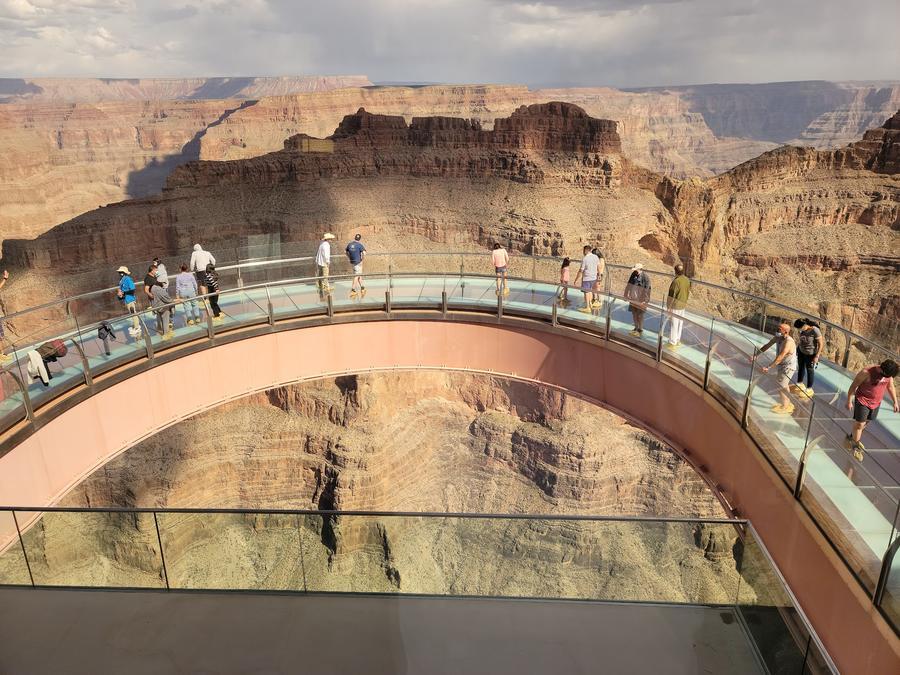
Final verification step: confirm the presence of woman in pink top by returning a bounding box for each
[846,359,899,460]
[492,243,510,296]
[558,257,571,304]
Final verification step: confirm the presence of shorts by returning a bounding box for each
[776,368,796,389]
[353,263,363,275]
[853,401,879,423]
[195,271,206,287]
[582,279,596,292]
[495,266,507,274]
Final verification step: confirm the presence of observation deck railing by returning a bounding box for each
[0,251,898,634]
[0,508,836,673]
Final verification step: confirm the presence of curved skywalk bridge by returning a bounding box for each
[0,251,898,638]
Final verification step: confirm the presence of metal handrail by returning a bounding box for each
[2,251,897,360]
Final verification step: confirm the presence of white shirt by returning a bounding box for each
[316,241,331,266]
[581,253,601,281]
[190,249,216,272]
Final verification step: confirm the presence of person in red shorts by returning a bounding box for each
[846,359,899,461]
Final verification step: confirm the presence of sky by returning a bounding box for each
[0,0,897,87]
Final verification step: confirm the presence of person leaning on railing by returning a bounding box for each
[757,322,798,415]
[845,359,899,461]
[0,269,10,363]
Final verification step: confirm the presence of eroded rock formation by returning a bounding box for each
[0,371,752,602]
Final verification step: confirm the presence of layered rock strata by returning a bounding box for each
[1,371,752,603]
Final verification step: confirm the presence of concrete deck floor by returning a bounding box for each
[0,588,766,674]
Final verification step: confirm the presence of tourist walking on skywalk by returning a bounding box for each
[190,244,216,295]
[793,318,824,396]
[149,283,174,340]
[346,234,367,297]
[624,263,651,335]
[143,263,159,300]
[558,257,571,305]
[492,242,510,296]
[153,257,170,289]
[665,263,691,349]
[175,264,202,326]
[846,359,899,461]
[316,233,335,298]
[573,245,601,313]
[204,263,223,323]
[0,269,10,363]
[116,266,141,338]
[757,322,798,415]
[590,248,606,309]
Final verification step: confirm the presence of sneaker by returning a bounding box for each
[591,301,601,309]
[665,343,680,351]
[161,332,173,341]
[853,448,864,462]
[803,387,814,397]
[789,383,804,393]
[629,330,642,337]
[503,287,510,296]
[771,404,795,415]
[212,316,224,324]
[350,290,358,298]
[360,287,367,297]
[577,306,592,314]
[0,353,12,364]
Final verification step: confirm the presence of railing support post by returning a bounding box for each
[203,299,215,339]
[385,290,391,317]
[497,289,504,320]
[70,336,93,388]
[655,308,665,362]
[139,312,155,361]
[326,293,334,318]
[265,286,275,326]
[793,400,817,498]
[552,300,558,327]
[702,318,715,391]
[742,350,758,430]
[873,501,900,606]
[11,510,35,587]
[605,295,612,340]
[153,511,170,590]
[531,255,537,281]
[441,291,448,317]
[759,302,768,333]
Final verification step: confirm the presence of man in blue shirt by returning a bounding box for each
[116,265,141,338]
[345,234,367,297]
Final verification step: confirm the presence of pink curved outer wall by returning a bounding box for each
[0,320,897,672]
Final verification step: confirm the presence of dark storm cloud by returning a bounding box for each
[0,0,897,86]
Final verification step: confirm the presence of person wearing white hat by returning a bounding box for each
[316,233,335,298]
[115,265,141,337]
[624,262,651,336]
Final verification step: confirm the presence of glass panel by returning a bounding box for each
[706,333,754,418]
[209,289,269,331]
[737,527,818,675]
[660,312,712,383]
[16,510,165,588]
[81,313,149,377]
[879,505,900,632]
[303,515,743,604]
[270,279,327,317]
[0,368,26,432]
[0,511,30,586]
[156,511,305,591]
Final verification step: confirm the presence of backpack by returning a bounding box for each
[37,339,67,361]
[798,327,818,355]
[98,322,116,341]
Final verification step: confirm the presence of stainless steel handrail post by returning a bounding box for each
[11,510,35,587]
[388,255,393,290]
[441,291,448,317]
[70,335,92,388]
[203,298,215,339]
[138,312,154,361]
[531,255,537,281]
[702,318,715,391]
[552,300,558,327]
[742,350,758,429]
[265,286,274,326]
[497,288,504,319]
[6,368,34,423]
[153,511,170,590]
[385,290,391,317]
[793,399,817,498]
[873,501,900,606]
[841,328,852,369]
[655,307,665,362]
[759,301,768,333]
[605,293,612,340]
[326,292,334,318]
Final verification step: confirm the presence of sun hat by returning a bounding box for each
[117,266,130,274]
[323,233,336,240]
[632,263,644,271]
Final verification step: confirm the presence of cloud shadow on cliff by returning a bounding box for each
[124,99,258,200]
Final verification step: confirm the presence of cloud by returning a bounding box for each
[0,0,896,86]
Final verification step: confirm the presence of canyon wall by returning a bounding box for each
[3,371,749,602]
[1,104,897,346]
[0,76,373,104]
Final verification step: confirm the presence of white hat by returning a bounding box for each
[632,263,644,271]
[323,233,336,240]
[117,266,130,274]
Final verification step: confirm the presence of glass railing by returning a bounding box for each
[0,254,898,635]
[0,507,836,673]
